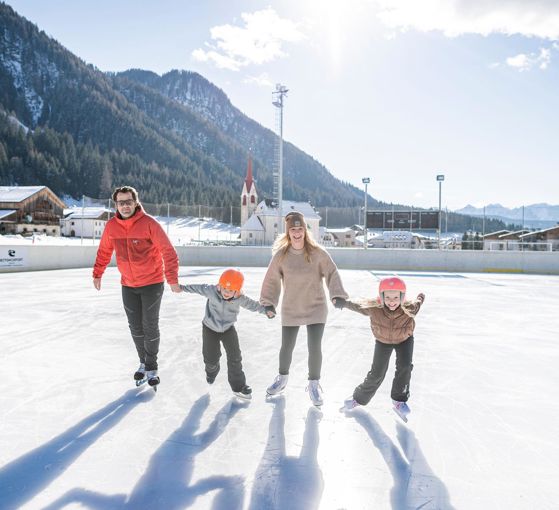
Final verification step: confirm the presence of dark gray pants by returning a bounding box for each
[202,323,246,392]
[279,323,325,380]
[354,336,414,405]
[122,282,164,371]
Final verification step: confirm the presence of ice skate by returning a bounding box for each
[134,363,147,387]
[266,374,288,396]
[306,379,323,407]
[392,399,410,422]
[340,396,361,412]
[146,369,160,392]
[233,385,252,400]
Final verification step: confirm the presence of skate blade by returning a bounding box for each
[392,407,408,423]
[135,378,148,387]
[233,392,252,401]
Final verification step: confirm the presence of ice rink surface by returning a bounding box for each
[1,266,558,509]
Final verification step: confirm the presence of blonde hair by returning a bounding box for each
[272,226,320,263]
[352,297,419,317]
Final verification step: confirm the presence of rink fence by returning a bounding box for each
[1,245,558,275]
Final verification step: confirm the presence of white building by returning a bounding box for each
[60,207,111,238]
[241,198,321,246]
[367,231,425,249]
[321,227,357,247]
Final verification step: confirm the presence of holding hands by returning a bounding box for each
[264,305,276,319]
[332,297,346,309]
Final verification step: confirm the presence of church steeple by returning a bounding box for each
[241,151,258,226]
[245,153,254,193]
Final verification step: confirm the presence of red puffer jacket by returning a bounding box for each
[93,207,178,287]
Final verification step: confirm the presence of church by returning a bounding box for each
[239,154,321,246]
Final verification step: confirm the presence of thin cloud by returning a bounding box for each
[505,48,551,71]
[192,8,305,71]
[373,0,559,39]
[243,73,274,87]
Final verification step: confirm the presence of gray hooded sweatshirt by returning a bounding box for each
[180,284,267,333]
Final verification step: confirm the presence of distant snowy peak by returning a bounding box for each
[456,203,559,221]
[117,69,239,131]
[0,20,60,126]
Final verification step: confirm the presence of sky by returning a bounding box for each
[5,0,559,210]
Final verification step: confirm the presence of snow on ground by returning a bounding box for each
[0,216,240,246]
[1,267,558,509]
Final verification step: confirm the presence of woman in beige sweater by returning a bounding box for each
[260,211,348,407]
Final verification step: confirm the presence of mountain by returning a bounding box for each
[0,2,368,213]
[455,203,559,229]
[0,3,520,233]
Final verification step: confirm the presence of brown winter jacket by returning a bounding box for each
[344,298,423,344]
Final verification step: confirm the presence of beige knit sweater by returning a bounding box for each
[260,246,348,326]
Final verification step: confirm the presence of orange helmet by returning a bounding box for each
[378,277,406,303]
[218,269,244,292]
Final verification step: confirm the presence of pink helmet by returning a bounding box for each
[378,277,406,303]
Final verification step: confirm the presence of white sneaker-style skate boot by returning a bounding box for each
[342,396,361,412]
[134,362,146,381]
[266,374,288,395]
[146,369,160,388]
[307,380,323,407]
[392,399,410,422]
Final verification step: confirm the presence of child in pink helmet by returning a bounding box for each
[334,277,425,421]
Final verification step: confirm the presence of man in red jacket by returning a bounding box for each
[93,186,180,389]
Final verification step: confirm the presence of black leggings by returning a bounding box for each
[122,283,164,371]
[278,323,325,380]
[353,336,414,405]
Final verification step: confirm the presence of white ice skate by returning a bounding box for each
[340,396,361,412]
[392,399,410,422]
[306,380,323,407]
[266,374,288,396]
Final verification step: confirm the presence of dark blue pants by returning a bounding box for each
[354,336,414,405]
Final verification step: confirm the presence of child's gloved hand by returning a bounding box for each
[417,293,425,303]
[333,297,346,309]
[264,305,276,318]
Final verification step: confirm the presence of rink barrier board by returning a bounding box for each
[1,245,558,275]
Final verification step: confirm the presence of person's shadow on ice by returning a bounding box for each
[0,389,153,510]
[350,410,456,510]
[249,396,324,510]
[43,394,248,510]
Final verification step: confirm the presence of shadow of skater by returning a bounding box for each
[351,411,455,510]
[43,394,248,510]
[0,388,153,510]
[249,397,324,510]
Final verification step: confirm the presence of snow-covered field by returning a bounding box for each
[1,267,558,509]
[0,216,240,246]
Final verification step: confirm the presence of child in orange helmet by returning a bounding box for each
[180,268,275,400]
[334,277,425,421]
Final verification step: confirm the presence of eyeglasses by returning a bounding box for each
[116,199,135,207]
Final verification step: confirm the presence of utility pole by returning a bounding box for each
[272,84,288,238]
[436,174,445,249]
[362,178,370,249]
